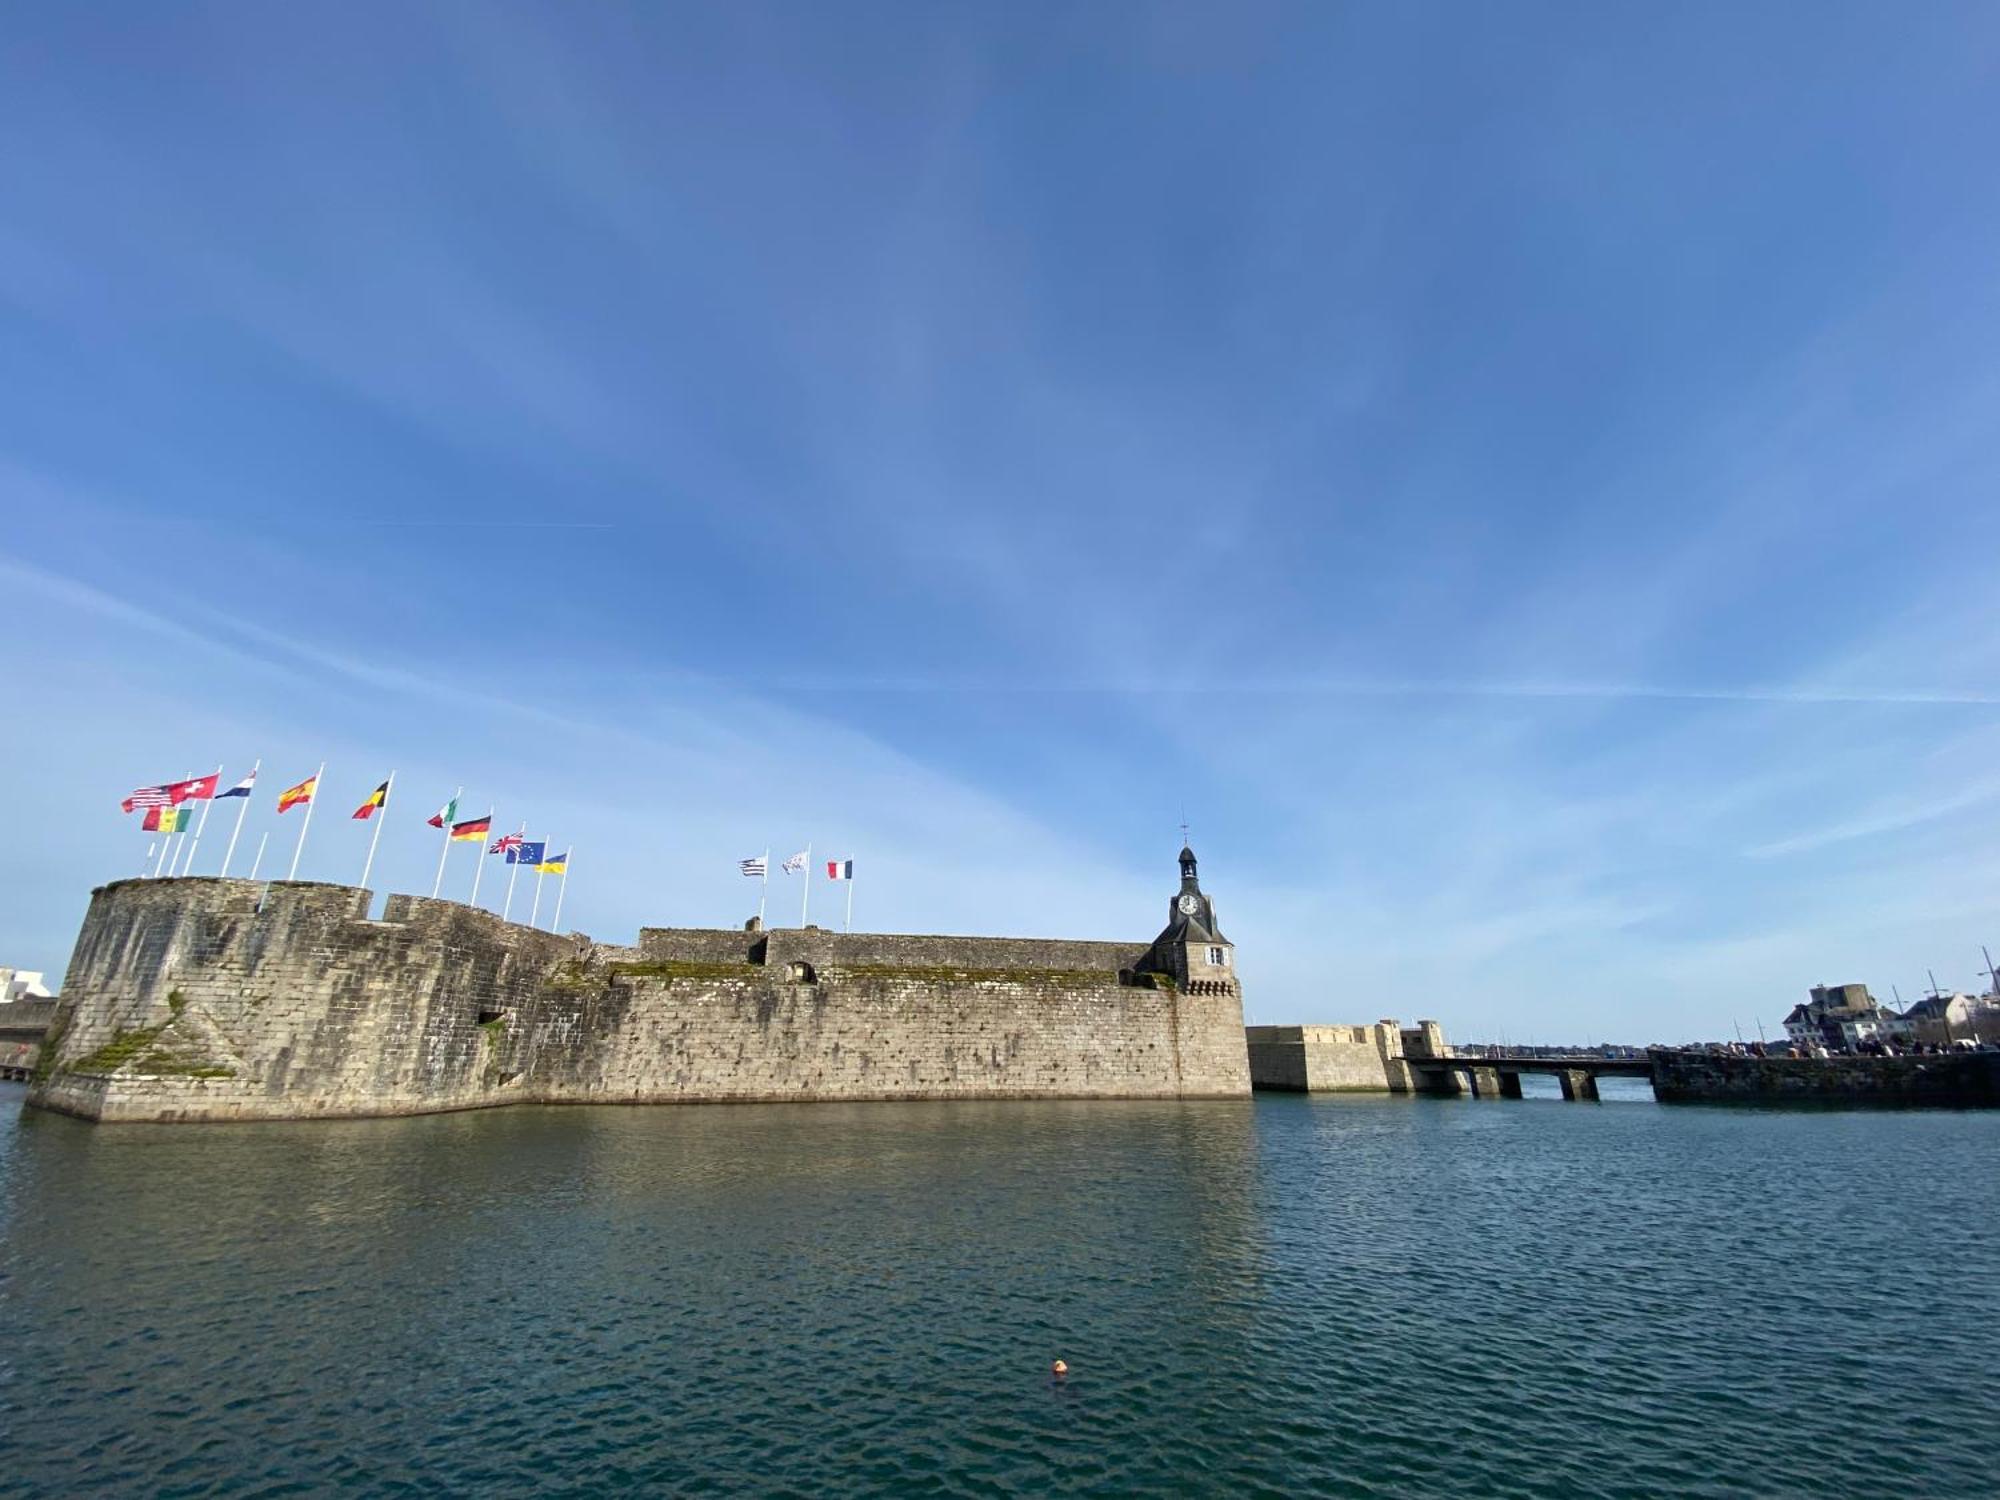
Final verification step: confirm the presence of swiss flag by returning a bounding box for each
[169,773,219,803]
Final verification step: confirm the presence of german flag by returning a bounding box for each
[351,780,390,821]
[277,773,318,813]
[449,814,492,843]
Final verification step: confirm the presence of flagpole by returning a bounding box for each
[801,842,812,928]
[845,868,854,934]
[552,850,571,933]
[164,769,194,877]
[470,809,493,906]
[502,821,527,923]
[153,827,173,878]
[182,762,222,876]
[531,863,546,929]
[432,786,461,899]
[220,758,258,878]
[142,841,156,876]
[250,832,269,881]
[287,762,324,882]
[758,847,768,926]
[359,771,394,892]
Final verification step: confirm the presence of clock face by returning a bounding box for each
[1177,893,1200,915]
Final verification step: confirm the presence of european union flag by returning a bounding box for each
[507,840,547,866]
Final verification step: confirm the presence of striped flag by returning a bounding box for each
[122,784,174,812]
[143,806,191,833]
[217,770,256,799]
[352,780,390,820]
[277,773,318,813]
[450,814,492,843]
[825,859,853,881]
[739,855,767,879]
[427,795,459,830]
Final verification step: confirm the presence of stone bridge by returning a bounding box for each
[1406,1053,1654,1101]
[0,999,56,1083]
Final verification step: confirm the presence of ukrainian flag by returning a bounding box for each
[537,850,568,874]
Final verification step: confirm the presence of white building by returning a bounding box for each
[0,968,52,1003]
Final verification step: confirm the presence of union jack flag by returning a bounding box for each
[489,833,525,855]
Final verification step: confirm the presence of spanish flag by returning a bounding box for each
[449,814,492,843]
[277,773,318,813]
[537,849,568,874]
[351,780,390,820]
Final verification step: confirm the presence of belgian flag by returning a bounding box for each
[351,780,390,820]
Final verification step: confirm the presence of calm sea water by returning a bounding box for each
[2,1082,1996,1497]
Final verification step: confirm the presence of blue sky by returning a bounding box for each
[6,2,2000,1042]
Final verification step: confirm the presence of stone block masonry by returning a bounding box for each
[1243,1023,1425,1093]
[27,875,1251,1123]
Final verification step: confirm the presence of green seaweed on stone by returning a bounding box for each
[69,1022,172,1075]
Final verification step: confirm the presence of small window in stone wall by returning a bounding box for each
[1207,946,1227,967]
[476,1008,506,1025]
[787,961,816,984]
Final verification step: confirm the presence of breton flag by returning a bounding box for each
[825,859,854,881]
[122,783,174,813]
[739,855,767,879]
[508,839,546,866]
[450,814,492,843]
[352,780,391,820]
[277,772,319,813]
[781,850,809,874]
[427,795,459,830]
[490,832,525,855]
[143,806,191,833]
[170,772,220,803]
[217,770,256,799]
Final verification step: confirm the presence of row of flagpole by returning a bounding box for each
[120,765,575,932]
[742,848,857,931]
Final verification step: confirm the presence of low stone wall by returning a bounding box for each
[1245,1023,1415,1093]
[1649,1049,2000,1107]
[27,878,1249,1122]
[0,997,56,1079]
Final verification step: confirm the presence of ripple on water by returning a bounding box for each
[2,1086,1998,1496]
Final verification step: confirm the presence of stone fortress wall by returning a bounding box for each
[1243,1019,1450,1093]
[27,875,1253,1123]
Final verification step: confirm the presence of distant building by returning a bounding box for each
[1782,983,1889,1052]
[0,968,52,1003]
[1900,992,1988,1048]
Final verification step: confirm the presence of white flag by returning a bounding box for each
[781,850,809,873]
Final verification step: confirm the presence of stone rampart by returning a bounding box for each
[1244,1022,1417,1093]
[27,878,1249,1122]
[1649,1048,2000,1107]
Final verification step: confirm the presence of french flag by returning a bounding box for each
[825,859,853,881]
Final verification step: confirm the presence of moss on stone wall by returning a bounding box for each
[66,1015,237,1081]
[609,960,761,982]
[834,964,1120,989]
[28,1009,68,1084]
[69,1023,170,1074]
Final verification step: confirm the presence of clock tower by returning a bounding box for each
[1138,844,1236,994]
